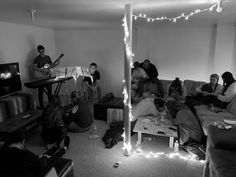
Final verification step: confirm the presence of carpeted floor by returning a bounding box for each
[27,119,204,177]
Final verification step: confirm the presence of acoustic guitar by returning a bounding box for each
[34,54,64,79]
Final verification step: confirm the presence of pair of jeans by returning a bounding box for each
[38,84,53,108]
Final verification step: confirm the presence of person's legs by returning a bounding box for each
[63,113,75,126]
[97,86,102,100]
[54,127,68,148]
[68,122,90,132]
[205,95,228,109]
[185,96,197,116]
[46,84,53,103]
[38,87,44,109]
[84,85,89,101]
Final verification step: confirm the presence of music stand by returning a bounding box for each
[53,66,92,100]
[54,66,92,80]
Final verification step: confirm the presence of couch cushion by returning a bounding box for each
[53,158,74,177]
[209,147,236,177]
[160,79,173,97]
[195,105,236,121]
[201,120,219,135]
[226,95,236,115]
[207,125,236,150]
[183,80,206,96]
[0,97,20,118]
[0,103,8,122]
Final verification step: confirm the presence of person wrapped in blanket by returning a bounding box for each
[41,95,70,149]
[165,100,204,146]
[165,100,206,159]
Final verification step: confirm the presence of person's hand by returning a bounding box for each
[41,68,50,75]
[38,154,51,159]
[72,105,79,114]
[202,91,212,96]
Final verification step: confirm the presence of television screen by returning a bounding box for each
[0,62,22,98]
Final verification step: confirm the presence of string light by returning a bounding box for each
[122,13,134,155]
[133,148,206,163]
[132,0,224,23]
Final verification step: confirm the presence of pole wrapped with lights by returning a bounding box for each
[122,4,133,156]
[133,0,224,23]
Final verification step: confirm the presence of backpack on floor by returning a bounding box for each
[102,121,124,149]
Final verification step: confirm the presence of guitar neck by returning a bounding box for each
[49,54,64,69]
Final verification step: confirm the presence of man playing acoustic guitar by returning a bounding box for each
[33,45,59,109]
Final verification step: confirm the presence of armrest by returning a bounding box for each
[207,125,236,151]
[53,158,74,177]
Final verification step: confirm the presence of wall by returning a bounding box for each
[55,23,236,97]
[0,21,56,89]
[134,23,236,84]
[213,23,236,76]
[55,29,124,97]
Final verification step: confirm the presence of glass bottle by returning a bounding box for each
[174,140,179,152]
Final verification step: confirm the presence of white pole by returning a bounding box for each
[123,4,132,156]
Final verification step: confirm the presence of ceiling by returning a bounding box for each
[0,0,235,29]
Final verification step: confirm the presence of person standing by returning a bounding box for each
[33,45,55,109]
[140,59,158,79]
[82,63,101,101]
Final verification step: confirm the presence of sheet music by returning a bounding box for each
[52,66,92,81]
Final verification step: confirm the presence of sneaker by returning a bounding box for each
[64,136,70,150]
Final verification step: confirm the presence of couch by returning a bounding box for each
[203,125,236,177]
[44,157,74,177]
[160,79,236,177]
[0,92,37,122]
[160,79,236,136]
[0,92,75,177]
[0,92,42,140]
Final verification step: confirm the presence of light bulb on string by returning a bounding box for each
[132,1,222,23]
[216,0,223,13]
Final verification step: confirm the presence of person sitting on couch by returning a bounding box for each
[0,129,70,177]
[167,77,187,102]
[204,71,236,109]
[185,74,223,113]
[64,91,93,132]
[196,74,222,96]
[166,100,204,146]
